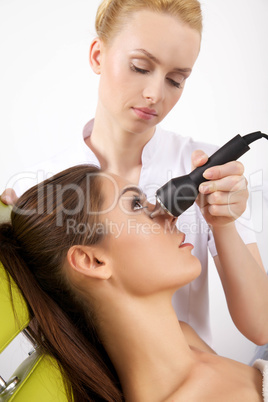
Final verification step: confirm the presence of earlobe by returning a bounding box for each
[67,245,112,280]
[89,37,102,75]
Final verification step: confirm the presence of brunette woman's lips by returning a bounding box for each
[178,234,194,249]
[179,243,194,250]
[132,107,157,120]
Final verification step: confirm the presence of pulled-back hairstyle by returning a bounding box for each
[0,165,123,401]
[95,0,203,44]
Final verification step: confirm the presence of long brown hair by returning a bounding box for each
[0,165,123,401]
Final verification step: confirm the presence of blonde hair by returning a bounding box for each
[95,0,202,44]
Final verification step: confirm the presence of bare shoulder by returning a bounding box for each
[175,322,262,401]
[179,321,216,354]
[165,349,263,402]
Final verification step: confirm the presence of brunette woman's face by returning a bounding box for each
[95,10,201,137]
[98,173,201,297]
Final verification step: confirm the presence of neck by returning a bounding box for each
[97,294,195,402]
[86,105,156,183]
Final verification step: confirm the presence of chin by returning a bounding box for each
[185,256,202,283]
[194,258,202,278]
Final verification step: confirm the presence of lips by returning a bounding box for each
[178,233,194,249]
[179,242,194,249]
[132,107,158,120]
[136,107,157,115]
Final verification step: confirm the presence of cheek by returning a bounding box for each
[109,231,160,290]
[100,64,136,110]
[107,221,201,295]
[166,89,184,111]
[102,51,131,91]
[158,88,184,122]
[111,234,172,293]
[149,236,201,285]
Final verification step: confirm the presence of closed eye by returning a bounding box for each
[130,63,149,75]
[131,63,184,88]
[167,77,183,89]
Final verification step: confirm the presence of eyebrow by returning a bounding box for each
[133,48,192,74]
[119,186,144,198]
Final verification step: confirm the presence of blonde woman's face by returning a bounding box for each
[96,10,201,137]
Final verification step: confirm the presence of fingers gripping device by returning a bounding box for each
[153,131,268,218]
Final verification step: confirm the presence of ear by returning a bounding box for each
[67,245,112,280]
[89,37,103,75]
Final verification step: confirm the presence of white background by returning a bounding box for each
[0,0,268,381]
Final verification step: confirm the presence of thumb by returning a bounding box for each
[191,150,209,171]
[1,188,18,206]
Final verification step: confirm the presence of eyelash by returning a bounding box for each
[130,63,182,89]
[131,195,146,211]
[167,78,182,89]
[130,64,149,75]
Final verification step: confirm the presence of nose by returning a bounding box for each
[143,75,165,104]
[146,200,178,229]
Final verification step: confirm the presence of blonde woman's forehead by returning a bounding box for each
[104,11,201,68]
[95,0,203,41]
[108,10,200,41]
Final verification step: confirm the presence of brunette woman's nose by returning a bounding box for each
[147,201,178,228]
[154,211,178,230]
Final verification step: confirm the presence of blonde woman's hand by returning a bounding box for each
[0,188,18,206]
[191,150,248,227]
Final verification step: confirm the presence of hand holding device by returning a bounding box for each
[152,131,268,218]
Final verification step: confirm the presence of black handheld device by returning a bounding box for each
[153,131,268,218]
